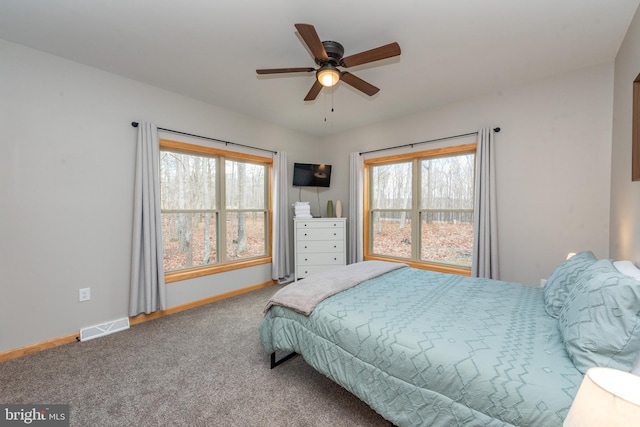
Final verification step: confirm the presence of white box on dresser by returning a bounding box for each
[294,217,347,281]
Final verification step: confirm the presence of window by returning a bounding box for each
[160,139,271,282]
[364,143,476,275]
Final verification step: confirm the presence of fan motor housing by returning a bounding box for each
[319,40,344,65]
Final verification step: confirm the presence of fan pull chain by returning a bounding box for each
[331,77,335,113]
[324,91,327,122]
[324,84,335,123]
[324,87,334,123]
[331,86,334,112]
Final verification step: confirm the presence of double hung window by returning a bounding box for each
[364,144,476,274]
[159,139,271,281]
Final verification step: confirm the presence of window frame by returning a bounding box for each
[363,143,476,276]
[160,138,273,283]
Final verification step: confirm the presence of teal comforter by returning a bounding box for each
[260,266,582,426]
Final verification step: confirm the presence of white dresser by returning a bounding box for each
[294,217,347,281]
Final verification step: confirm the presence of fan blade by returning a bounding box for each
[341,72,380,96]
[341,42,401,68]
[304,80,323,101]
[256,67,315,75]
[295,23,328,61]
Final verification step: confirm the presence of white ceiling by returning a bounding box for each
[1,0,638,137]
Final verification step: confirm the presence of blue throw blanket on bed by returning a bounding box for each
[261,266,582,427]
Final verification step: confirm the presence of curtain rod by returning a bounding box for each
[359,127,501,156]
[131,122,278,155]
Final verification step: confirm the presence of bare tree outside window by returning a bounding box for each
[420,153,474,267]
[225,159,267,261]
[370,162,412,258]
[159,141,269,275]
[160,151,217,271]
[366,144,475,270]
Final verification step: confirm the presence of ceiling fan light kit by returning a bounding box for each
[317,64,340,87]
[257,23,401,101]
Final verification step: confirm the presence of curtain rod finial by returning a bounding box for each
[131,122,139,128]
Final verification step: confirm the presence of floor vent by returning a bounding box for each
[79,317,130,342]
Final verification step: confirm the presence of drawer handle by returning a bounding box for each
[304,258,308,261]
[305,246,308,249]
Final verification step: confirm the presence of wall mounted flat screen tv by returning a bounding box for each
[292,163,332,187]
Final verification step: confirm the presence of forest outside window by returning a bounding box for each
[364,143,476,274]
[160,139,271,281]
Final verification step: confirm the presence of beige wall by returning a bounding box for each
[611,6,640,261]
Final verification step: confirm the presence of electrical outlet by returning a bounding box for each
[79,288,91,302]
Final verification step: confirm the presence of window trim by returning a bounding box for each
[160,138,273,283]
[363,143,476,276]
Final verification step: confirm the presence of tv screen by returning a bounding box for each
[292,163,332,187]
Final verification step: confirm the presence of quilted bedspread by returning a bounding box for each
[260,266,583,427]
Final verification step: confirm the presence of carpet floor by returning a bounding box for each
[0,284,390,426]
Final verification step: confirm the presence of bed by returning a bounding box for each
[259,255,640,426]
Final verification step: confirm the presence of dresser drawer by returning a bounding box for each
[297,252,345,265]
[296,264,341,278]
[297,240,343,253]
[297,228,344,241]
[296,220,344,229]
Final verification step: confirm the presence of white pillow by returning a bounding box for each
[614,260,640,280]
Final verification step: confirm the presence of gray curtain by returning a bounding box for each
[130,122,167,316]
[472,127,499,279]
[271,151,291,281]
[348,152,364,264]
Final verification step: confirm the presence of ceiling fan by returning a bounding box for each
[256,23,401,101]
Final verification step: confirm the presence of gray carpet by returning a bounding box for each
[0,285,389,426]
